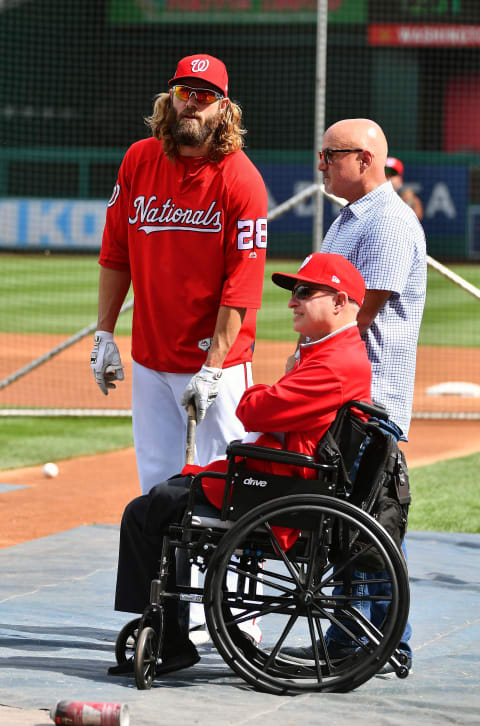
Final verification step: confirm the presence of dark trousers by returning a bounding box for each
[114,475,209,651]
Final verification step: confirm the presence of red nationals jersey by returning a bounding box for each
[100,138,268,372]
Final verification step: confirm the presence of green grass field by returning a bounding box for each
[0,417,133,470]
[408,452,480,534]
[1,253,479,533]
[1,253,479,345]
[0,254,133,335]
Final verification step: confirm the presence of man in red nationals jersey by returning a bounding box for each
[108,254,372,677]
[90,54,268,500]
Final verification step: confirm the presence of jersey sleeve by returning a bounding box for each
[354,215,418,295]
[220,154,268,309]
[99,149,132,272]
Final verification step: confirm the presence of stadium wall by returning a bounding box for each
[0,148,478,259]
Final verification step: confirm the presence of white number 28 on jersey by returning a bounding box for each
[237,218,268,250]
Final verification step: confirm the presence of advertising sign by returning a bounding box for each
[0,200,107,250]
[0,163,468,254]
[369,23,480,46]
[259,160,468,254]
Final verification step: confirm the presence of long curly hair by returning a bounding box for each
[145,92,246,162]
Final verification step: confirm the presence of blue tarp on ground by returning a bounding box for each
[0,525,479,726]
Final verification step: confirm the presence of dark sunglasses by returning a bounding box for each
[318,148,363,165]
[173,85,223,105]
[291,284,333,300]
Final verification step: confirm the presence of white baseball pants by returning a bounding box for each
[132,360,253,495]
[131,359,259,635]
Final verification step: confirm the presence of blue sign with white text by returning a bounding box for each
[0,164,469,256]
[256,161,468,256]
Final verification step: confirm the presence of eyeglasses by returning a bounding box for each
[318,148,363,165]
[173,85,223,105]
[291,285,334,300]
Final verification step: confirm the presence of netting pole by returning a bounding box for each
[313,0,328,253]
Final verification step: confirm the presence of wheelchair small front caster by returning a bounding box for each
[397,665,409,679]
[115,617,140,664]
[135,626,158,689]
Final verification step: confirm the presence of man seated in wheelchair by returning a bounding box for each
[109,252,371,676]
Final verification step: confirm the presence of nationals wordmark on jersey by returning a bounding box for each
[128,196,222,234]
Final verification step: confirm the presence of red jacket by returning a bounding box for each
[183,324,372,547]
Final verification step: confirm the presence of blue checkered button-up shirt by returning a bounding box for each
[321,182,426,439]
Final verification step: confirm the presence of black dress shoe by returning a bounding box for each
[156,640,200,676]
[108,658,134,676]
[280,641,354,665]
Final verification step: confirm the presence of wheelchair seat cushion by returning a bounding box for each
[190,501,234,530]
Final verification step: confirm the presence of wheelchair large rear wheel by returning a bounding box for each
[204,494,409,695]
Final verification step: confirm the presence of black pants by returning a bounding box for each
[114,475,210,650]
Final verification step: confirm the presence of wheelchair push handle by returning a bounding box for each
[185,403,197,466]
[345,400,389,421]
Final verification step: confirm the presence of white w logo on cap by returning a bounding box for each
[299,254,312,271]
[191,59,210,72]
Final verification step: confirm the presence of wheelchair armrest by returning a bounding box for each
[226,441,332,472]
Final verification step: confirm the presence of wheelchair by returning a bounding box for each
[114,400,411,695]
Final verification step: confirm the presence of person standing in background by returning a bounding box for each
[385,156,424,221]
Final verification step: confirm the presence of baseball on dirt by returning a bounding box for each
[43,462,59,478]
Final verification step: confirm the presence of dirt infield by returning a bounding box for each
[1,333,479,550]
[1,334,480,414]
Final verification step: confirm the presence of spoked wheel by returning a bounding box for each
[134,626,158,690]
[204,494,409,695]
[115,617,140,664]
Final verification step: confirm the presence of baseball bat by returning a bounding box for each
[319,182,348,207]
[105,365,117,378]
[185,403,197,466]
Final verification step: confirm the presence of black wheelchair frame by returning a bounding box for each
[113,400,411,695]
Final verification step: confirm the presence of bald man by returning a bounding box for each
[318,119,426,675]
[318,118,425,441]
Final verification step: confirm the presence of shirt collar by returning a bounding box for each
[300,321,358,351]
[342,181,394,219]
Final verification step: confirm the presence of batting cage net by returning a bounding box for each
[0,0,479,419]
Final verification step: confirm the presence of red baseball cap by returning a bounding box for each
[168,54,228,96]
[385,156,404,176]
[272,253,365,307]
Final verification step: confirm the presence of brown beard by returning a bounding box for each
[169,105,222,148]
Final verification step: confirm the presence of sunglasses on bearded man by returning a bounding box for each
[173,85,223,105]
